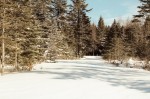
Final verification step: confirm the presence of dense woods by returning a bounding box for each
[0,0,150,74]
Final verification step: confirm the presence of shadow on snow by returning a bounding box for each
[30,59,150,93]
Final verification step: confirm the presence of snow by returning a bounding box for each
[0,56,150,99]
[127,58,145,68]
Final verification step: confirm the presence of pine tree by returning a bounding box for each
[106,36,125,63]
[0,0,54,72]
[124,22,140,57]
[0,0,7,74]
[50,0,67,28]
[15,0,41,71]
[90,23,97,55]
[0,0,25,73]
[133,0,150,68]
[98,16,105,31]
[142,16,150,67]
[48,0,75,59]
[103,20,123,62]
[79,12,92,56]
[68,0,92,57]
[97,16,106,55]
[33,0,57,61]
[134,0,150,19]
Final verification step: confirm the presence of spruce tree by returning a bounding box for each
[142,17,150,67]
[68,0,92,57]
[103,20,124,62]
[134,0,150,19]
[107,35,125,63]
[133,0,150,67]
[97,16,106,55]
[98,16,105,31]
[15,0,41,71]
[49,0,74,59]
[90,23,97,55]
[50,0,67,28]
[0,0,24,73]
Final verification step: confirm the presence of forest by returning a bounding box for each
[0,0,150,74]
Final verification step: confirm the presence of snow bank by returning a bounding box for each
[81,56,102,60]
[0,65,15,72]
[127,58,145,68]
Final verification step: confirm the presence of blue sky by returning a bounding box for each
[85,0,140,25]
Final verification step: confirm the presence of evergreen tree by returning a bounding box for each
[0,0,11,74]
[124,22,141,58]
[97,16,106,54]
[0,0,57,72]
[68,0,92,57]
[50,0,67,28]
[134,0,150,67]
[103,20,124,62]
[79,12,92,56]
[98,16,105,31]
[142,16,150,67]
[15,0,42,71]
[134,0,150,19]
[90,23,97,55]
[106,36,125,63]
[49,0,74,59]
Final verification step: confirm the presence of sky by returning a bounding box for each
[85,0,141,25]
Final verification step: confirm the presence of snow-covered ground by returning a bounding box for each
[0,56,150,99]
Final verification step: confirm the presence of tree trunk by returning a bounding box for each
[1,1,5,75]
[15,48,18,71]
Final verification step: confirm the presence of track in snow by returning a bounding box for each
[0,56,150,99]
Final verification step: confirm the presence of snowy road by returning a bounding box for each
[0,56,150,99]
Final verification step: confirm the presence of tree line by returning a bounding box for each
[0,0,149,74]
[91,0,150,69]
[0,0,93,74]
